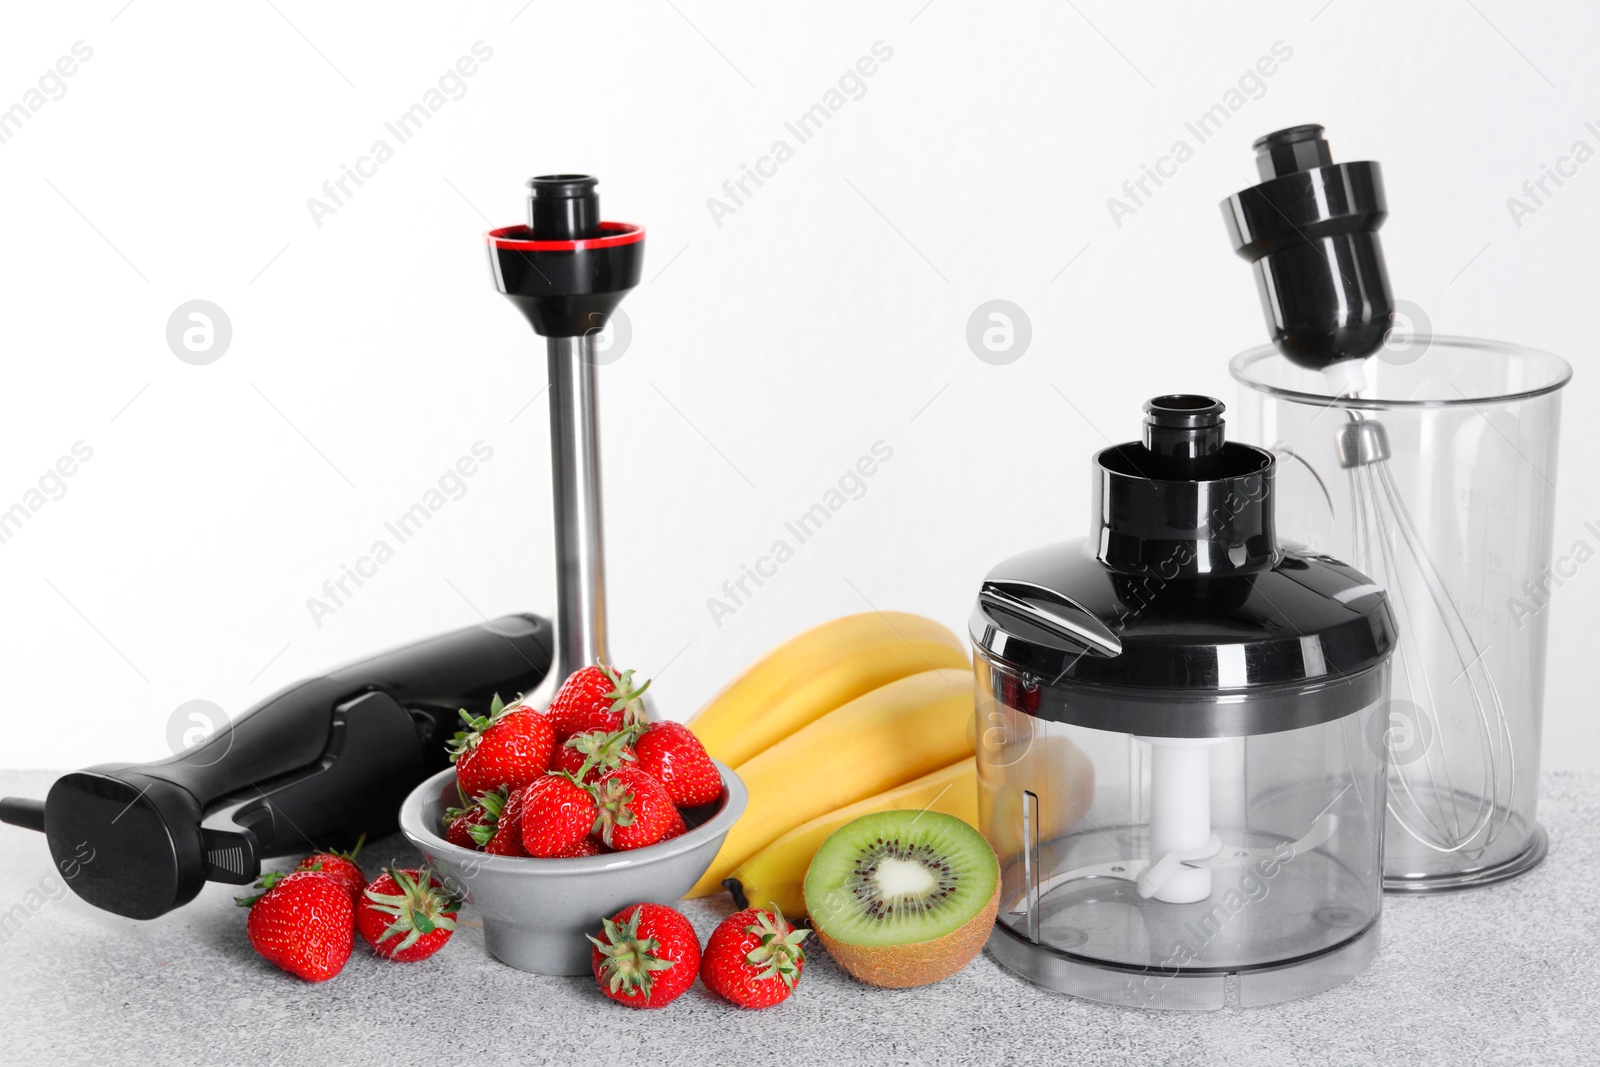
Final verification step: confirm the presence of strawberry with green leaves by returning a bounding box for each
[588,903,701,1008]
[475,786,528,856]
[548,665,650,743]
[358,867,460,962]
[238,869,355,982]
[442,798,485,850]
[449,694,556,796]
[293,834,367,904]
[593,766,678,851]
[700,906,809,1009]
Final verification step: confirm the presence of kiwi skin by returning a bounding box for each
[806,875,1000,989]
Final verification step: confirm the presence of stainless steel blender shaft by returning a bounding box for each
[546,333,608,681]
[487,173,643,684]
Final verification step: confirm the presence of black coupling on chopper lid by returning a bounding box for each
[486,174,645,337]
[1095,394,1276,576]
[970,395,1397,737]
[1220,125,1394,371]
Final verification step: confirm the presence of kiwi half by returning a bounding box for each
[803,809,999,988]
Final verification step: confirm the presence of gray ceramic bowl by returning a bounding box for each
[397,761,746,975]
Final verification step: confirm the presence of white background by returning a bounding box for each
[1,1,1594,771]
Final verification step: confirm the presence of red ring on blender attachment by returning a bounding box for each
[485,221,646,252]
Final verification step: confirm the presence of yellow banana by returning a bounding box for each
[689,612,969,767]
[689,667,974,897]
[723,758,979,917]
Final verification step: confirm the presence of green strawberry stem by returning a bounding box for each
[446,693,511,761]
[586,908,676,1002]
[233,868,291,908]
[598,664,652,734]
[464,787,509,847]
[744,906,809,988]
[592,777,638,848]
[363,866,460,952]
[564,727,637,781]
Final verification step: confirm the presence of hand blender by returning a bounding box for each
[0,173,644,924]
[0,175,646,923]
[0,616,553,918]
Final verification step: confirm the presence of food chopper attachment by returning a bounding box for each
[971,395,1397,1009]
[487,175,643,682]
[1223,126,1572,890]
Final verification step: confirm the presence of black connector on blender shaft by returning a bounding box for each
[528,174,602,240]
[487,174,644,337]
[1220,124,1394,370]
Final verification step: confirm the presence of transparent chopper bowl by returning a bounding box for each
[1231,337,1571,890]
[974,657,1390,1010]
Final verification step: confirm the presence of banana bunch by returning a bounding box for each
[692,612,971,766]
[685,612,980,912]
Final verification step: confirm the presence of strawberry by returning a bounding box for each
[358,867,460,962]
[660,807,688,842]
[634,722,722,807]
[442,801,485,850]
[477,786,527,856]
[293,834,367,904]
[520,773,600,858]
[548,665,650,742]
[700,906,809,1009]
[593,766,678,851]
[448,694,556,796]
[552,728,636,783]
[562,836,608,858]
[588,903,701,1009]
[238,869,354,982]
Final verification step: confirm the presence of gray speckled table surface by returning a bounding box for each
[1,769,1596,1067]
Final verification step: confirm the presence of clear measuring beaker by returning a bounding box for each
[1231,336,1572,890]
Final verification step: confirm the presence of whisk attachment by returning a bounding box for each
[1338,412,1516,859]
[1224,127,1535,888]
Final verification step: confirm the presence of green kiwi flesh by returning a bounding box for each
[803,809,998,949]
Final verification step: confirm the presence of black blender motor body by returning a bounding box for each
[0,174,646,923]
[0,616,553,919]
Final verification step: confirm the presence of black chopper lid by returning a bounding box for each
[1220,125,1394,372]
[969,395,1396,738]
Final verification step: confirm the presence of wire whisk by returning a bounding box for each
[1337,411,1516,856]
